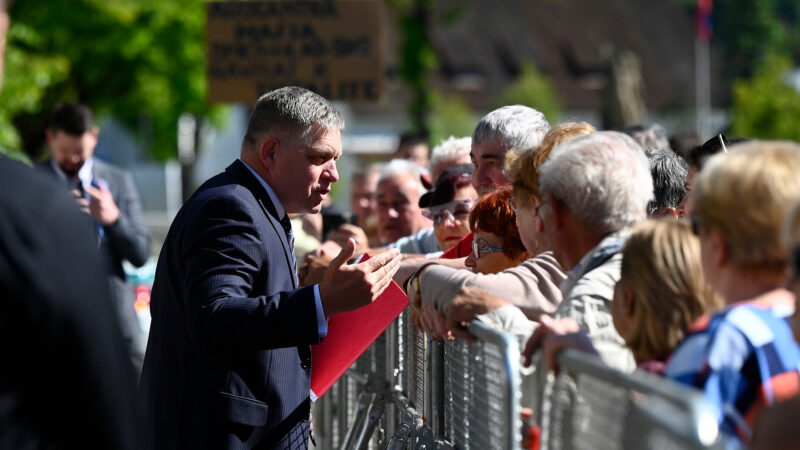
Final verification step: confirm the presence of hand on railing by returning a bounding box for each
[446,286,511,341]
[522,316,598,373]
[419,304,453,340]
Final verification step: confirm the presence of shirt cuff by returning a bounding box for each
[313,284,328,337]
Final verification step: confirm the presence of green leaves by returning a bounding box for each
[730,54,800,141]
[3,0,227,161]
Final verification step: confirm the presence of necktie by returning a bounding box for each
[280,214,297,284]
[72,176,104,243]
[71,176,84,195]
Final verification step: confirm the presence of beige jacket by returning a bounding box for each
[413,251,566,320]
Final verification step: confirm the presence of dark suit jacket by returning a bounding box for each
[140,160,321,449]
[0,157,144,449]
[37,159,151,351]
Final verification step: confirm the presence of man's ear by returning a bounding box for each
[652,206,679,220]
[549,195,566,231]
[259,137,280,170]
[87,126,100,149]
[45,128,54,146]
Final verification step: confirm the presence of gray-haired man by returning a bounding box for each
[471,105,550,195]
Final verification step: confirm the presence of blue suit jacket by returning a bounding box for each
[140,160,321,449]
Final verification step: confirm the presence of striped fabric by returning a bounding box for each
[665,301,800,444]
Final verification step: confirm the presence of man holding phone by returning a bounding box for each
[38,103,151,366]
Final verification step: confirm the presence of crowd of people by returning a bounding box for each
[1,0,799,444]
[297,105,800,448]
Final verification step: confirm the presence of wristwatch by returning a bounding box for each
[405,262,439,295]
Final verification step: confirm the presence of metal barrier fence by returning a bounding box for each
[314,309,723,450]
[314,310,520,450]
[539,349,723,450]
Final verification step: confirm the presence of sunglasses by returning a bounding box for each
[423,199,473,225]
[471,237,504,259]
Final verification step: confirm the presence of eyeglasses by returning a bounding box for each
[508,197,518,212]
[471,237,504,259]
[690,212,703,236]
[508,197,549,218]
[423,199,473,225]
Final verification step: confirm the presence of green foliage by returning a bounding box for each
[499,62,562,123]
[729,54,800,141]
[389,0,438,136]
[0,145,31,165]
[714,0,784,78]
[428,92,476,145]
[3,0,227,161]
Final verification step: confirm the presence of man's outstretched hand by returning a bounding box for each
[319,238,402,318]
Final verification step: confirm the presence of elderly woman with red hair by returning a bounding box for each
[465,188,529,274]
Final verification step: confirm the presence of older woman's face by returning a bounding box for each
[433,185,477,251]
[465,230,519,274]
[514,193,545,254]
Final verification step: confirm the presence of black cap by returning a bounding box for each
[418,163,474,208]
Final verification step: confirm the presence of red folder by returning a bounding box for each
[310,253,410,401]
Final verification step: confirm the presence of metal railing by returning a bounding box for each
[442,321,522,450]
[314,311,521,450]
[539,349,723,450]
[314,310,723,450]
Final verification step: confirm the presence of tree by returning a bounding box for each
[729,53,800,141]
[428,92,476,145]
[714,0,783,79]
[2,0,226,162]
[388,0,438,138]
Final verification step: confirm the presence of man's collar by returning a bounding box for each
[239,158,285,219]
[569,229,631,279]
[50,157,94,186]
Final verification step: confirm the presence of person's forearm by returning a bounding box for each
[421,260,561,318]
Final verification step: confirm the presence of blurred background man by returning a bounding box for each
[38,103,151,367]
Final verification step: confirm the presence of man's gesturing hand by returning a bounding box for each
[319,239,402,317]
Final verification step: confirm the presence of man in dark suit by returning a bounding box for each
[0,157,146,450]
[140,87,401,449]
[38,103,151,364]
